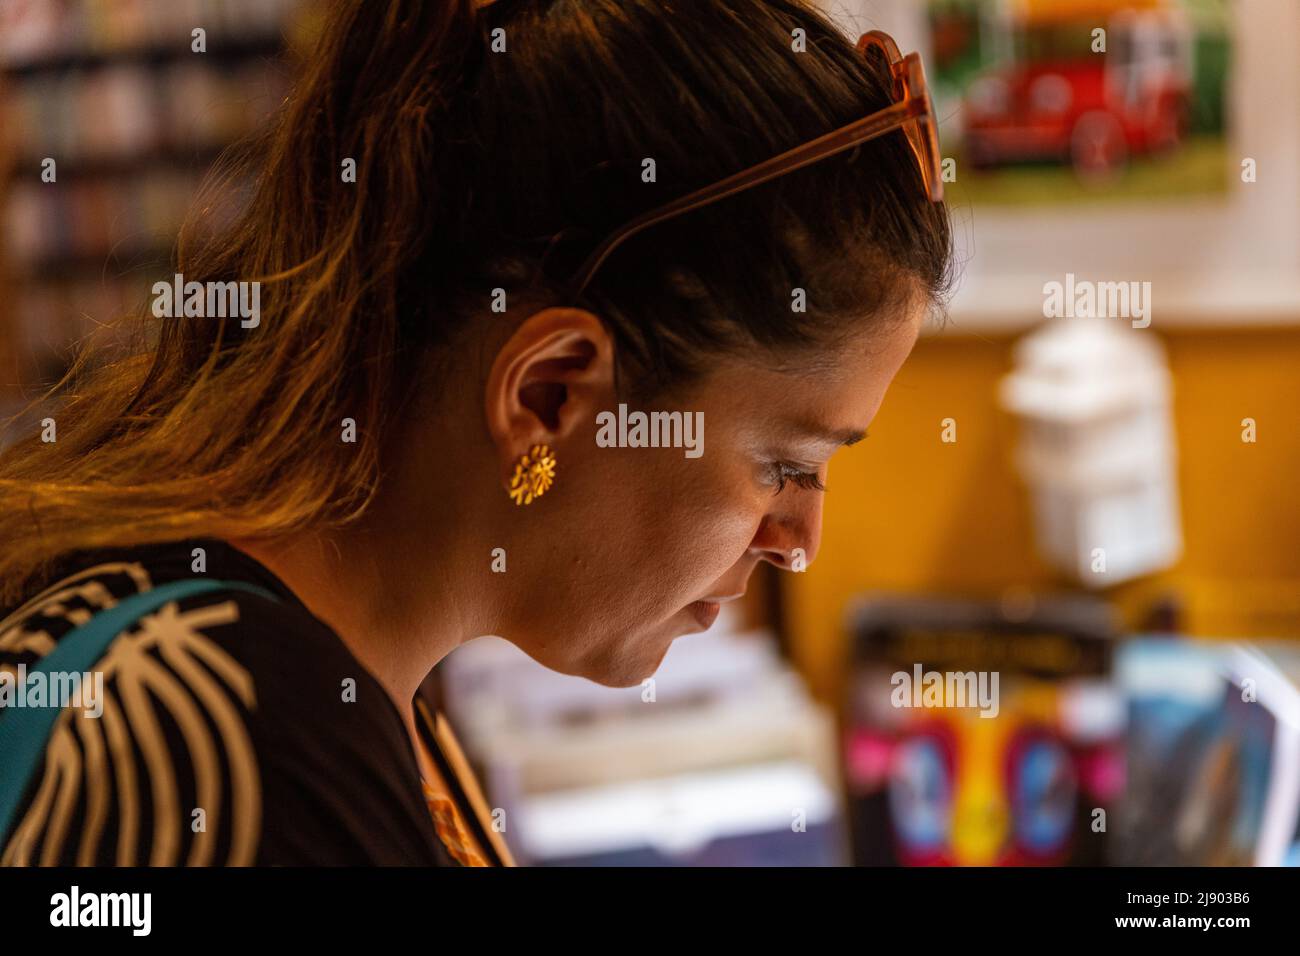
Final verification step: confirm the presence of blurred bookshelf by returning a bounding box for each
[0,0,312,438]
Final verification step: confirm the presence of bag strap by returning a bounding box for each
[0,577,279,850]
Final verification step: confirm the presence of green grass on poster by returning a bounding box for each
[947,136,1229,208]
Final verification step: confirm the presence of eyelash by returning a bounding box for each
[771,462,827,495]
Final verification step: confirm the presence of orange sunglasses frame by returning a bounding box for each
[565,30,944,300]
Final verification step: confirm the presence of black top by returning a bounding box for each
[0,537,473,866]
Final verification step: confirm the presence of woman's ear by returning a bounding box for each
[484,307,615,474]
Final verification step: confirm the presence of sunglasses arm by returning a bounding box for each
[567,98,927,299]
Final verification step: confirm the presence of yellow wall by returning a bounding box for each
[784,325,1300,706]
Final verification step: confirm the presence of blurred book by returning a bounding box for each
[0,0,301,430]
[438,606,849,866]
[843,593,1122,866]
[1116,636,1300,866]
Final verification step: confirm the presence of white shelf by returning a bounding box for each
[935,272,1300,334]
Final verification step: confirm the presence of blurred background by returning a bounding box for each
[1,0,1297,866]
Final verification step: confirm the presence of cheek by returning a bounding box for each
[567,449,763,620]
[651,455,766,585]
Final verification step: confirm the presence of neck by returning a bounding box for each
[225,394,503,719]
[227,522,480,719]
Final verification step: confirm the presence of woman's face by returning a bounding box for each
[488,302,927,687]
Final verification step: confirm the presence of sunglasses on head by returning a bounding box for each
[564,30,944,301]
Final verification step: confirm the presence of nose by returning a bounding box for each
[749,491,823,571]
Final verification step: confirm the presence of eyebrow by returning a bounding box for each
[792,424,869,448]
[831,427,868,447]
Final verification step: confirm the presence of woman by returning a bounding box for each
[0,0,951,865]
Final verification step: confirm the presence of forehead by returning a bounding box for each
[686,307,925,444]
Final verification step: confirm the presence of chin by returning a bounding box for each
[583,628,677,688]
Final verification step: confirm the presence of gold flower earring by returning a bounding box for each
[507,444,557,506]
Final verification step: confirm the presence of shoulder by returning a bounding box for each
[0,542,441,865]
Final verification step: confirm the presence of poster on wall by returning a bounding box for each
[829,0,1297,327]
[927,0,1231,206]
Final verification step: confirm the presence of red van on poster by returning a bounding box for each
[962,1,1194,180]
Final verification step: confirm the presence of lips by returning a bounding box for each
[688,600,721,631]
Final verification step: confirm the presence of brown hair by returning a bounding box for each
[0,0,953,606]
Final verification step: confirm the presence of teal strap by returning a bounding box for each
[0,577,279,849]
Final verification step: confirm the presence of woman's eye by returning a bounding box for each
[770,462,827,495]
